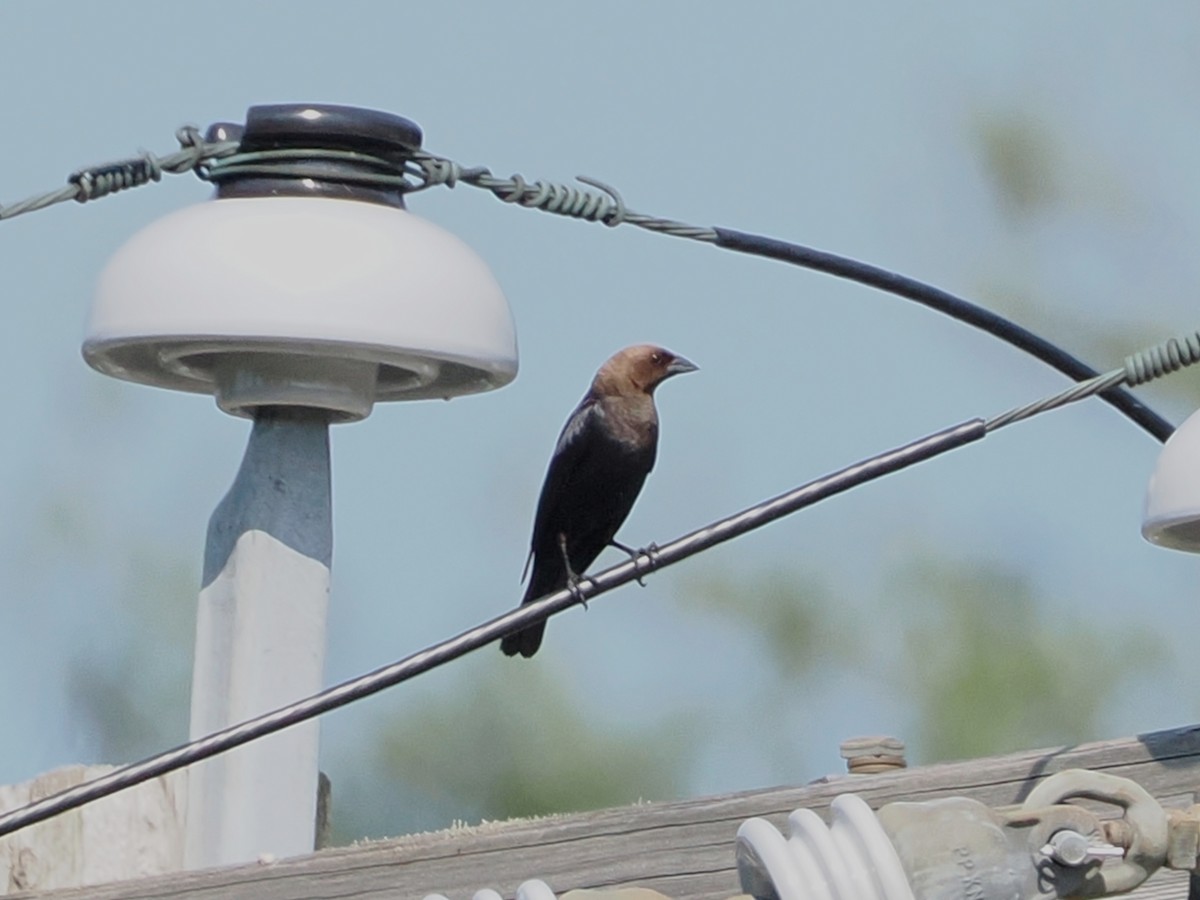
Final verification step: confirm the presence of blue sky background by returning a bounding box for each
[1,1,1199,835]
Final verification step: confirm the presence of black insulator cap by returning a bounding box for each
[207,103,424,206]
[241,104,423,159]
[205,121,245,145]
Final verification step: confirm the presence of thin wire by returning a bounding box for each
[0,419,985,840]
[0,131,1187,838]
[0,132,1175,441]
[709,229,1175,443]
[406,153,717,239]
[405,151,1174,444]
[988,370,1128,432]
[0,128,238,220]
[987,330,1200,432]
[0,323,1194,837]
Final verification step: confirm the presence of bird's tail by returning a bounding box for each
[499,570,557,658]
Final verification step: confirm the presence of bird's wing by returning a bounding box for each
[528,396,603,553]
[520,547,534,584]
[551,394,601,459]
[528,394,655,563]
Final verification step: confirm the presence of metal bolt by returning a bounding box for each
[840,736,907,773]
[1040,830,1125,867]
[1041,830,1091,866]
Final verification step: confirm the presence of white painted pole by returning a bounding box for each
[184,407,332,869]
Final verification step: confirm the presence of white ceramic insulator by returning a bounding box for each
[515,880,558,900]
[85,196,518,419]
[1144,406,1200,551]
[421,881,556,900]
[736,793,915,900]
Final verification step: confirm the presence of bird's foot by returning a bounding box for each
[643,542,661,575]
[566,573,589,609]
[610,540,660,587]
[609,539,647,585]
[556,532,588,607]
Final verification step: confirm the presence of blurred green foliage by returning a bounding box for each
[686,569,855,682]
[66,549,195,762]
[974,110,1063,218]
[891,557,1166,760]
[369,658,692,831]
[51,102,1183,845]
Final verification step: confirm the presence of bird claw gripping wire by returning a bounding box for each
[635,541,663,584]
[609,540,660,586]
[555,533,590,609]
[565,576,589,610]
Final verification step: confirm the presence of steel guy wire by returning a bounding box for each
[0,419,985,840]
[2,321,1200,839]
[0,128,238,220]
[0,126,1192,838]
[405,151,1174,442]
[987,331,1200,432]
[0,125,1176,441]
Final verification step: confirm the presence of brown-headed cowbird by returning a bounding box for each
[500,344,698,658]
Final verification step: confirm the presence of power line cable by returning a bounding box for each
[0,418,985,840]
[0,131,1176,442]
[0,125,1191,839]
[709,228,1174,442]
[405,152,1174,443]
[1,320,1197,839]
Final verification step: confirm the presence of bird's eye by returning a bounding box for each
[650,352,664,365]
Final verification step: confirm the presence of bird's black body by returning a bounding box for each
[500,344,695,659]
[500,397,656,658]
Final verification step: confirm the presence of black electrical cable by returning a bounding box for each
[712,227,1175,443]
[1,134,1178,445]
[0,419,985,840]
[408,151,1178,444]
[0,131,1180,841]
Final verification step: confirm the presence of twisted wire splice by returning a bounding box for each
[0,127,237,220]
[1124,332,1200,386]
[987,330,1200,433]
[0,419,984,841]
[69,154,162,202]
[0,124,1176,441]
[404,149,1172,442]
[0,119,1192,846]
[406,151,717,240]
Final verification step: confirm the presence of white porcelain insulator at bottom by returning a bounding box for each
[736,793,915,900]
[515,880,559,900]
[422,879,557,900]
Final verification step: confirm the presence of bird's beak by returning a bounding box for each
[666,355,699,377]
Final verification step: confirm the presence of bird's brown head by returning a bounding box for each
[593,344,699,396]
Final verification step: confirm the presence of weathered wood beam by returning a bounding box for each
[19,725,1200,900]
